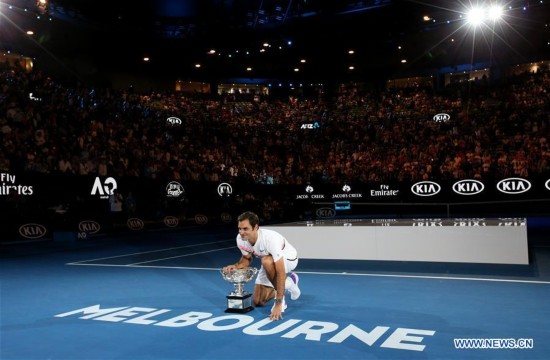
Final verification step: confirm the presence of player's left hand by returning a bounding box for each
[269,304,283,321]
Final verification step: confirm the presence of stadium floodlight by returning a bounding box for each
[487,5,503,21]
[466,7,485,26]
[466,4,504,26]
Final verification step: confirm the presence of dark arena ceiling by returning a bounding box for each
[1,0,549,83]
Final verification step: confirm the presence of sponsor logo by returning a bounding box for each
[370,185,399,197]
[127,218,144,230]
[0,173,34,195]
[91,177,117,199]
[411,181,441,196]
[433,113,451,122]
[55,304,436,352]
[332,185,363,199]
[498,218,527,227]
[496,178,531,194]
[217,183,233,197]
[413,220,443,226]
[296,185,326,200]
[163,216,179,228]
[29,92,42,101]
[19,223,47,239]
[221,213,232,223]
[195,214,208,225]
[78,220,101,234]
[300,122,320,129]
[452,180,484,195]
[166,181,185,198]
[545,179,550,191]
[453,220,486,226]
[334,201,351,210]
[316,208,336,219]
[166,116,182,125]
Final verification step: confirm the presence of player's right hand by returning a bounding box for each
[222,265,236,274]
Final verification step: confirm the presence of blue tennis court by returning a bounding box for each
[2,222,550,360]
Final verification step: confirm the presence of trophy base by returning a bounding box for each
[225,306,255,314]
[225,293,255,313]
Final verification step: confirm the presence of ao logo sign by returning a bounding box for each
[497,178,531,194]
[300,122,320,129]
[411,181,441,196]
[91,177,117,199]
[452,180,484,195]
[316,208,336,219]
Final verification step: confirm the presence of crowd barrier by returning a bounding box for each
[1,172,549,243]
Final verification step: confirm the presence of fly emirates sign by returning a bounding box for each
[55,304,435,352]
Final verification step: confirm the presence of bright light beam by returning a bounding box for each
[487,5,504,21]
[466,7,485,26]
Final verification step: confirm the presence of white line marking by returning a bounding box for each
[128,246,236,265]
[65,263,550,284]
[297,270,550,285]
[67,239,234,265]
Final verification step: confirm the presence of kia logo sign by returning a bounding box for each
[164,216,179,228]
[220,213,232,223]
[452,180,484,195]
[19,223,47,239]
[127,218,144,230]
[496,178,531,194]
[316,208,336,219]
[78,220,101,234]
[195,214,208,225]
[166,116,182,125]
[545,179,550,191]
[411,181,441,196]
[433,113,450,122]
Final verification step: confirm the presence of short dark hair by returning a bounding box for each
[237,211,259,228]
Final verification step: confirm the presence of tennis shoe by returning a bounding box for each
[288,272,301,300]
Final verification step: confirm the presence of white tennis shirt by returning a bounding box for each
[236,228,297,262]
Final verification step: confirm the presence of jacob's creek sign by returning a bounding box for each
[296,185,325,200]
[55,304,436,352]
[332,184,363,199]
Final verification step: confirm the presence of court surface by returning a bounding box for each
[2,221,550,360]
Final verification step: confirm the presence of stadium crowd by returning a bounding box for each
[1,61,549,188]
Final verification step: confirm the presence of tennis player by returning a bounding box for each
[223,211,301,320]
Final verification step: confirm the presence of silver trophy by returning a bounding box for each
[220,268,258,313]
